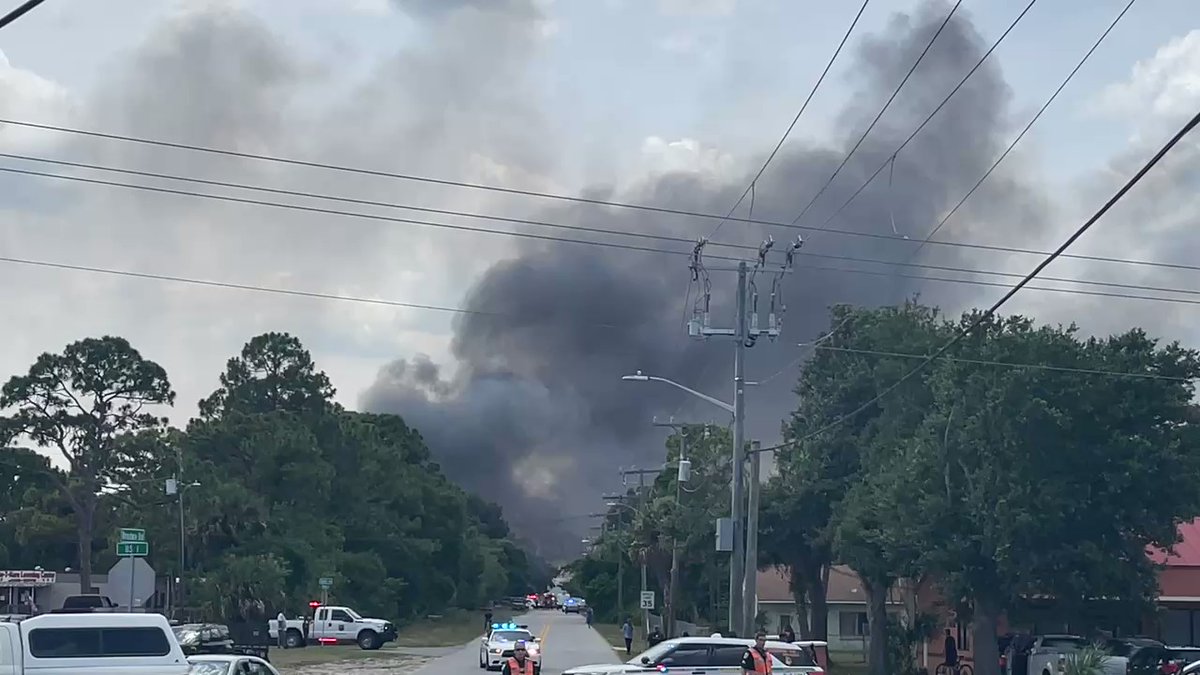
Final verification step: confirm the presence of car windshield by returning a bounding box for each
[345,608,363,620]
[187,662,229,675]
[493,631,531,642]
[627,641,677,665]
[768,646,818,667]
[1042,637,1089,650]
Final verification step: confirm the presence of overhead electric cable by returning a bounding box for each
[817,0,1138,252]
[809,345,1192,382]
[0,255,632,328]
[794,0,1038,230]
[0,0,48,30]
[707,0,871,238]
[788,0,966,227]
[904,0,1138,259]
[794,107,1200,444]
[4,119,1200,275]
[8,158,1200,299]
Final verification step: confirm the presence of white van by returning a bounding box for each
[0,612,190,674]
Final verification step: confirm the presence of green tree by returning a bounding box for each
[0,337,174,592]
[198,332,333,420]
[0,447,74,572]
[900,316,1200,675]
[780,302,947,675]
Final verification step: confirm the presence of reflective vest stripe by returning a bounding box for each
[749,649,773,674]
[508,658,535,675]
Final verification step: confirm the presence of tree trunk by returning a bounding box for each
[791,589,812,639]
[864,577,890,675]
[972,598,1002,675]
[76,498,96,594]
[809,566,829,641]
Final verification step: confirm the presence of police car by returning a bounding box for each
[562,635,824,675]
[480,623,542,671]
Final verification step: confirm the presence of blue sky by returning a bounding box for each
[0,0,1197,424]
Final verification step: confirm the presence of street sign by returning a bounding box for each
[119,528,146,543]
[117,541,149,557]
[640,591,655,610]
[319,577,333,590]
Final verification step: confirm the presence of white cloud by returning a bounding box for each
[636,136,738,179]
[0,50,74,152]
[1094,29,1200,137]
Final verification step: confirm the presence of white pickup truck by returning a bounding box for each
[269,606,396,650]
[0,612,191,674]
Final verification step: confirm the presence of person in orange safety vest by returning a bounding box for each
[740,630,773,675]
[502,640,540,675]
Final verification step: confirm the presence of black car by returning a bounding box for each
[173,623,235,656]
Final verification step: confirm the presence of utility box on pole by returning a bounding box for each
[715,517,733,552]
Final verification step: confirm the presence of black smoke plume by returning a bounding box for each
[362,0,1048,560]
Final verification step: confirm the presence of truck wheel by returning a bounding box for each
[358,629,380,650]
[285,629,305,649]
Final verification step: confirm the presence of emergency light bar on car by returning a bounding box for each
[491,623,529,630]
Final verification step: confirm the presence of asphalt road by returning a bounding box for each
[408,609,619,675]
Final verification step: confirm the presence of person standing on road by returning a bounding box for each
[585,606,594,627]
[943,628,959,671]
[741,631,772,675]
[781,625,796,643]
[485,609,494,631]
[622,618,634,655]
[502,640,540,675]
[276,612,287,649]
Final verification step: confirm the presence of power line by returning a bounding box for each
[787,0,965,227]
[0,0,47,30]
[794,107,1200,444]
[9,158,1200,302]
[13,158,1200,308]
[810,345,1192,382]
[0,255,634,329]
[0,151,760,255]
[5,119,1200,276]
[829,0,1139,257]
[707,0,871,239]
[0,164,724,259]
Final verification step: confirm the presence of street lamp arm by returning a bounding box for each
[622,373,735,414]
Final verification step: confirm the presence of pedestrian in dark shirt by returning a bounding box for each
[944,629,959,670]
[484,609,494,632]
[781,625,796,643]
[741,631,772,674]
[648,627,664,646]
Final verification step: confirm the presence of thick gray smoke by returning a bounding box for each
[362,0,1050,560]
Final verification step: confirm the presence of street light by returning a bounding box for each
[621,371,735,414]
[165,478,201,617]
[622,370,746,635]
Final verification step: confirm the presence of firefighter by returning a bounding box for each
[502,640,540,675]
[741,630,772,675]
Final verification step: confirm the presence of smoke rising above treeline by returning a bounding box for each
[361,0,1054,560]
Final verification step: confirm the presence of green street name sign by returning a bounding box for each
[117,541,149,557]
[119,528,146,543]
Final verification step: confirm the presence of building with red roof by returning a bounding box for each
[755,519,1200,664]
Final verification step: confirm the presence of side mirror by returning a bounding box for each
[641,657,651,665]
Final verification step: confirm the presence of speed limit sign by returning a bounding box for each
[640,591,655,610]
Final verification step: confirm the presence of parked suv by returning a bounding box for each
[562,635,823,675]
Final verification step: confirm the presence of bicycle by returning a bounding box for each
[935,663,974,675]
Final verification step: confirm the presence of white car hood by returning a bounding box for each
[564,664,645,674]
